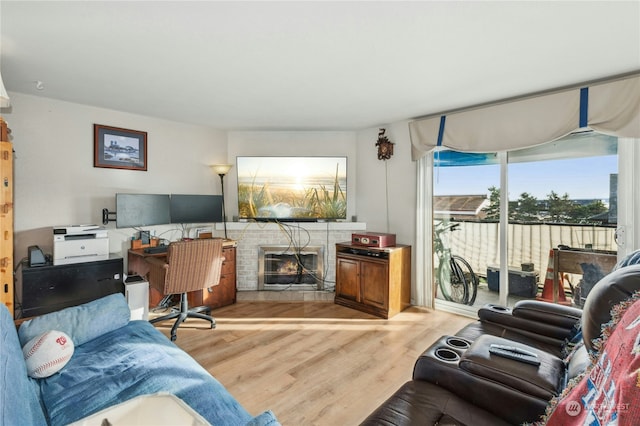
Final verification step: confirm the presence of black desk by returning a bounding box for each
[21,255,124,318]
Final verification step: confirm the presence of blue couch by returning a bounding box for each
[0,293,279,426]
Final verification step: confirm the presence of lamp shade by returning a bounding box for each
[0,72,10,108]
[210,164,233,176]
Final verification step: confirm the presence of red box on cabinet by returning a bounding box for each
[351,232,396,248]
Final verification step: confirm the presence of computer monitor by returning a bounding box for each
[170,194,223,224]
[116,193,171,228]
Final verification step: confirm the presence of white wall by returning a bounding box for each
[4,93,228,261]
[355,123,415,241]
[3,95,420,303]
[356,123,417,301]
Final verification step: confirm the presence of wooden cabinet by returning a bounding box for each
[188,245,237,309]
[0,118,13,316]
[335,243,411,319]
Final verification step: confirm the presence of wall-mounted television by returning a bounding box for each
[116,193,171,228]
[237,156,347,221]
[170,194,223,224]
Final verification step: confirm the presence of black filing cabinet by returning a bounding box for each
[21,256,124,318]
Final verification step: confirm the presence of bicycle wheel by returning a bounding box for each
[451,255,479,306]
[438,256,468,304]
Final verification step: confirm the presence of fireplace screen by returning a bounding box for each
[258,245,324,290]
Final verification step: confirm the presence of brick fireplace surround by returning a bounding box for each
[224,222,366,301]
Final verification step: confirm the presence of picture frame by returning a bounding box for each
[94,124,147,171]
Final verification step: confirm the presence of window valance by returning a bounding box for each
[409,73,640,161]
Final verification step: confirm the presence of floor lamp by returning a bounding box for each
[210,164,233,239]
[0,72,10,109]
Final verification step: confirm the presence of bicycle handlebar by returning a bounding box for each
[435,221,460,234]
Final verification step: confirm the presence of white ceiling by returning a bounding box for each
[1,1,639,131]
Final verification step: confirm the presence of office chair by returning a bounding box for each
[147,238,224,341]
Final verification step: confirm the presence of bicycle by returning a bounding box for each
[433,220,479,305]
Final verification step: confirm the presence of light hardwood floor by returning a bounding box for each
[151,301,473,426]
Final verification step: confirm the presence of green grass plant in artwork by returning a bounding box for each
[238,163,346,220]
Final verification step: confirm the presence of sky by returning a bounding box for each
[433,155,617,201]
[237,157,347,180]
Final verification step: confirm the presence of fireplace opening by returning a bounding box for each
[258,245,324,290]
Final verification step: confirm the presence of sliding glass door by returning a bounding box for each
[431,132,619,315]
[432,153,500,312]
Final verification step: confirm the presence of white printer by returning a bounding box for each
[53,225,109,265]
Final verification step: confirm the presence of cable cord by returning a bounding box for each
[264,221,332,290]
[385,159,391,233]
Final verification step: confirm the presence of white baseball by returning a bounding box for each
[22,330,74,379]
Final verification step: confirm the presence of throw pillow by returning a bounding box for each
[19,293,130,347]
[23,330,74,379]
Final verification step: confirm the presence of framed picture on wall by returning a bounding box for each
[93,124,147,171]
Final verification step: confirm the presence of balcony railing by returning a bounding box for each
[442,221,617,279]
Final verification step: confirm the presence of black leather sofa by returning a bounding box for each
[361,263,640,425]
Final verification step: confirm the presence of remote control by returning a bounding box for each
[489,343,538,358]
[489,347,541,366]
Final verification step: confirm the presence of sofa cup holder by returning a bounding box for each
[434,347,461,362]
[445,336,471,349]
[487,304,511,313]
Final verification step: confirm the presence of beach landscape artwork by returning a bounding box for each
[237,156,347,221]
